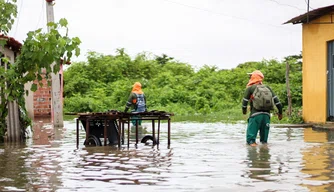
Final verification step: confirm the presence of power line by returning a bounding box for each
[161,0,248,21]
[159,0,297,31]
[304,0,314,10]
[13,0,23,37]
[36,0,45,30]
[266,0,306,11]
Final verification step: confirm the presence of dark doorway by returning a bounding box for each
[327,41,334,121]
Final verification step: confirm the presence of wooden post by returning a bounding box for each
[286,61,292,117]
[46,0,63,127]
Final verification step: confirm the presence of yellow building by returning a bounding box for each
[285,5,334,123]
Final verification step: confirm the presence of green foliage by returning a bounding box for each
[17,22,81,81]
[155,54,174,65]
[285,54,303,107]
[0,0,17,35]
[63,50,303,124]
[0,1,81,141]
[287,107,304,124]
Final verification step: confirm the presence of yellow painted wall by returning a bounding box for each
[302,13,334,123]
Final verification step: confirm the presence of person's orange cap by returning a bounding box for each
[247,70,264,78]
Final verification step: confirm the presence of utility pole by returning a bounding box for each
[307,0,310,23]
[46,0,64,127]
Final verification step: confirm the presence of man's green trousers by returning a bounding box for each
[246,114,270,144]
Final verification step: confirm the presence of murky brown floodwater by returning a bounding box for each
[0,119,334,192]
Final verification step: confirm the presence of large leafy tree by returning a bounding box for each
[0,0,81,141]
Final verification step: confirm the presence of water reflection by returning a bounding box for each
[32,117,65,146]
[0,143,28,192]
[76,147,173,185]
[301,128,334,192]
[3,121,334,191]
[246,145,271,181]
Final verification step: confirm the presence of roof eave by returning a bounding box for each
[284,4,334,25]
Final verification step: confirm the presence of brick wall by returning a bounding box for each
[33,77,52,116]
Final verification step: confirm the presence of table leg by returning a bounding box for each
[152,120,156,145]
[168,118,171,146]
[76,118,79,148]
[104,119,107,146]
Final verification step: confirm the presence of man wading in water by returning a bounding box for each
[242,70,283,146]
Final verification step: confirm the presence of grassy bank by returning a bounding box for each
[64,107,303,124]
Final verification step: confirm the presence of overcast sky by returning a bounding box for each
[8,0,334,70]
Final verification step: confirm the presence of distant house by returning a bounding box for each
[285,5,334,123]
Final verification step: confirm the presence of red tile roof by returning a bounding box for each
[0,34,22,52]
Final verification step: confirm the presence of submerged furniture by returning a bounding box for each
[76,110,173,148]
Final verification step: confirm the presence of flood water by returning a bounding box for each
[1,119,334,192]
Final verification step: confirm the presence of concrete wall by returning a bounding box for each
[24,81,34,119]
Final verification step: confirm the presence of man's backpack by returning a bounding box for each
[252,85,273,111]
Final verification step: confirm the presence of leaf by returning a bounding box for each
[7,23,12,29]
[47,21,56,28]
[72,37,81,44]
[59,38,66,47]
[7,96,13,101]
[37,74,42,81]
[75,47,80,57]
[53,63,60,73]
[30,83,37,92]
[59,18,68,27]
[35,28,42,33]
[2,57,9,64]
[67,51,72,60]
[37,51,44,62]
[0,39,7,47]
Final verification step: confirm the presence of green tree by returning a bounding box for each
[63,50,303,122]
